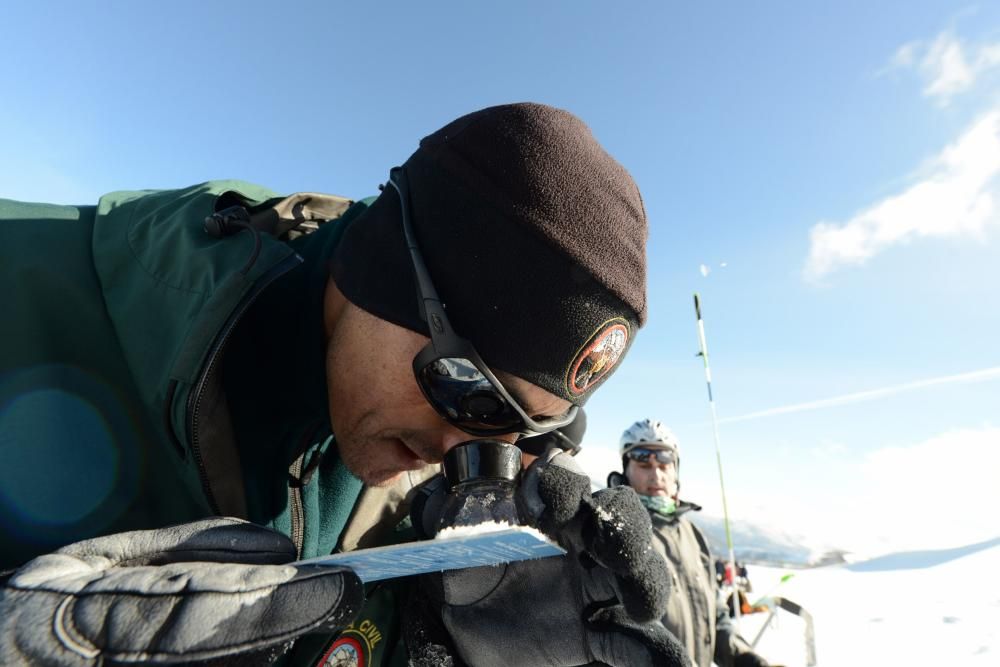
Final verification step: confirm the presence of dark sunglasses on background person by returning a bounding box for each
[386,167,579,437]
[625,447,677,465]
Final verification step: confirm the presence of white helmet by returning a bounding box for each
[619,419,681,459]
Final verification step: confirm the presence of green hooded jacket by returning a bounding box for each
[0,182,412,665]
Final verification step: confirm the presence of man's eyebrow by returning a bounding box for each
[505,386,533,411]
[497,376,545,416]
[496,371,570,417]
[515,391,572,420]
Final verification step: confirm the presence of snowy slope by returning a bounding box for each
[735,537,1000,667]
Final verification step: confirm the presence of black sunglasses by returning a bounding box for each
[625,447,677,465]
[386,167,578,437]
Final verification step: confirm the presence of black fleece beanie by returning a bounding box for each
[330,102,647,403]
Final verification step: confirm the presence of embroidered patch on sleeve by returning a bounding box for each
[566,318,629,396]
[315,619,383,667]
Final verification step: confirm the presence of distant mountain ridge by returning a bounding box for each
[687,513,849,567]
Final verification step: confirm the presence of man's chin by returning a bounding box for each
[363,469,406,487]
[339,434,432,486]
[352,464,433,488]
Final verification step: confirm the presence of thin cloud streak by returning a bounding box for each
[719,366,1000,424]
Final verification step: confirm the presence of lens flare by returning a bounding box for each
[0,388,119,524]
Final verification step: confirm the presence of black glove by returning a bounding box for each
[406,450,690,667]
[0,518,363,666]
[734,652,770,667]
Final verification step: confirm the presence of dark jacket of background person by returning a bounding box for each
[649,501,760,667]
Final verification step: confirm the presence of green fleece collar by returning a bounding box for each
[639,494,676,517]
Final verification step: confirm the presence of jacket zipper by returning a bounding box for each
[187,254,302,514]
[288,452,306,558]
[287,420,323,558]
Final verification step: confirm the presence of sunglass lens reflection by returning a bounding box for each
[629,448,675,465]
[420,357,521,431]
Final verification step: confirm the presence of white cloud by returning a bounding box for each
[855,426,1000,551]
[731,426,1000,555]
[804,109,1000,280]
[921,32,976,102]
[885,30,1000,105]
[575,425,1000,556]
[810,440,848,460]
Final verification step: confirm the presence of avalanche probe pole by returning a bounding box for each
[693,293,740,625]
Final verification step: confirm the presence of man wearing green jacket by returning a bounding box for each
[0,103,687,666]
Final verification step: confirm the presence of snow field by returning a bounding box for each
[738,542,999,667]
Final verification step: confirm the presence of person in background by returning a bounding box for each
[609,419,771,667]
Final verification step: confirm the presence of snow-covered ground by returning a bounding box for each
[733,537,1000,667]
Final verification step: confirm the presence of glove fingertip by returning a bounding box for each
[536,464,590,531]
[617,554,671,622]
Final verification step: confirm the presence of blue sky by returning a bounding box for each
[3,1,998,554]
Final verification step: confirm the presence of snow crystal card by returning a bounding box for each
[295,525,565,582]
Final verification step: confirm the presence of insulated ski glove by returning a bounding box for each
[0,518,363,666]
[406,450,691,667]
